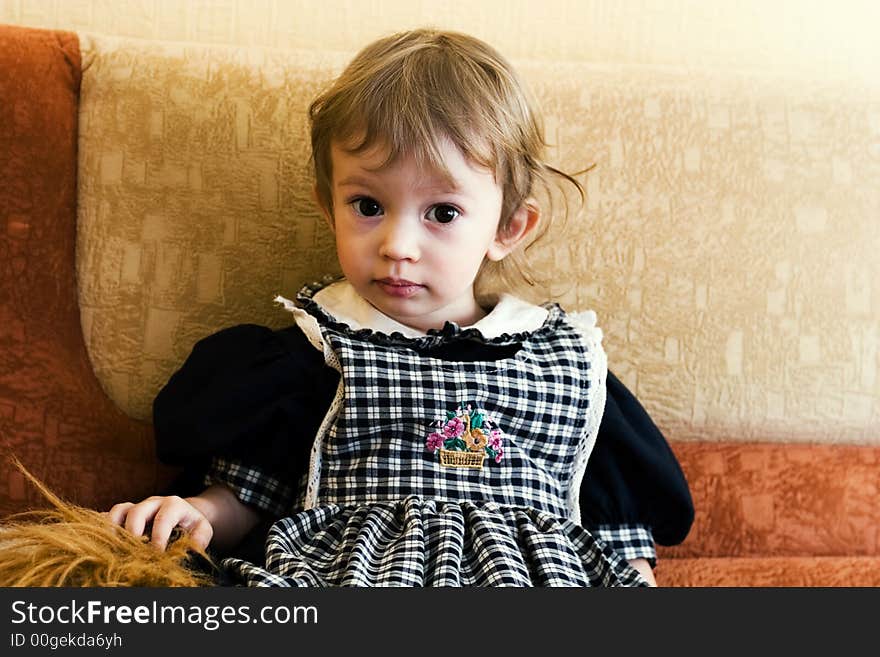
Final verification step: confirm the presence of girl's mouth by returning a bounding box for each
[376,278,424,298]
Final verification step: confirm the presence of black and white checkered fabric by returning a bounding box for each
[316,305,591,518]
[219,284,648,587]
[225,497,644,586]
[593,524,657,567]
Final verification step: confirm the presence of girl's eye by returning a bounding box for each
[351,197,383,217]
[427,204,460,224]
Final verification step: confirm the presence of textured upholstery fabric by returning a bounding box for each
[0,25,171,515]
[659,442,880,559]
[656,556,880,587]
[657,440,880,585]
[76,35,345,419]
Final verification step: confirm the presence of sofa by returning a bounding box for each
[1,22,878,587]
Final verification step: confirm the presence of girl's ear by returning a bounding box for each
[314,185,335,232]
[487,201,540,262]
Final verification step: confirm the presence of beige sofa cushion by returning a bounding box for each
[77,35,346,418]
[77,34,879,447]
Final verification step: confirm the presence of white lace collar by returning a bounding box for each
[302,280,550,339]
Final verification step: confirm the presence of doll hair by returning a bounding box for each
[0,457,216,587]
[308,28,587,296]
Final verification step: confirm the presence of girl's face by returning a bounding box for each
[324,138,518,333]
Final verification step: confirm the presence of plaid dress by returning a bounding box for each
[218,282,647,587]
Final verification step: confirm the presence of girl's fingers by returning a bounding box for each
[107,496,213,552]
[106,502,135,526]
[121,497,165,541]
[151,497,212,551]
[179,515,213,552]
[150,497,189,551]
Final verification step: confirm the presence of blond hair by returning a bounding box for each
[0,457,215,587]
[309,28,585,295]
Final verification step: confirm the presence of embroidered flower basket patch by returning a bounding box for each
[426,403,504,469]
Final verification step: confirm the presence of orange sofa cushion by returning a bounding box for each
[656,441,879,585]
[657,556,880,587]
[0,25,171,515]
[660,441,879,560]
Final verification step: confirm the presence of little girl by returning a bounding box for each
[110,29,693,587]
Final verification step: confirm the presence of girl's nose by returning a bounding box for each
[378,216,420,261]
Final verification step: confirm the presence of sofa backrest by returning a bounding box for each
[75,34,880,452]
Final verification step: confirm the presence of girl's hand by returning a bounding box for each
[107,495,213,552]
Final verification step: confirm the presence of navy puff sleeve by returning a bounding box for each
[153,324,340,506]
[579,371,694,547]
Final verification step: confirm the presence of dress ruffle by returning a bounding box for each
[222,497,648,587]
[292,281,566,350]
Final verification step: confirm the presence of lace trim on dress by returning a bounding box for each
[564,309,608,525]
[303,376,344,510]
[275,288,346,511]
[281,297,344,511]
